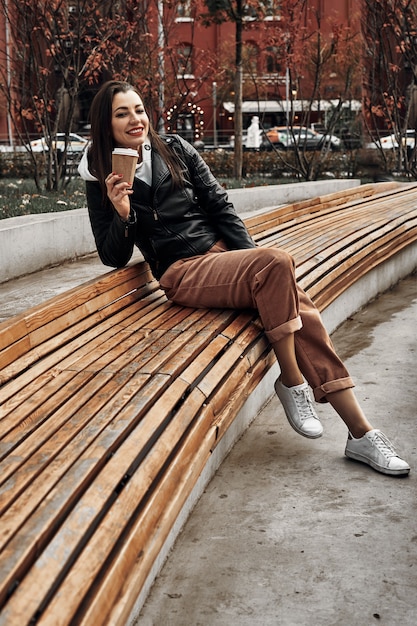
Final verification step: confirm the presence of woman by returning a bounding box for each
[79,80,410,477]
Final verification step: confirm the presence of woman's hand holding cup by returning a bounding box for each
[105,172,133,220]
[106,147,138,220]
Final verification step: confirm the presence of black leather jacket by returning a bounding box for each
[86,135,256,279]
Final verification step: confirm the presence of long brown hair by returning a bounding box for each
[88,80,185,198]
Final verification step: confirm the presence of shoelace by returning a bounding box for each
[293,387,318,423]
[370,431,398,459]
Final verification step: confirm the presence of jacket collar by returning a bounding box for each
[134,138,152,186]
[151,147,171,190]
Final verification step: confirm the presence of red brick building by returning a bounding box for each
[0,1,414,146]
[162,0,363,144]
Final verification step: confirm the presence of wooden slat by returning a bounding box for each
[0,371,168,609]
[0,309,247,545]
[296,207,416,283]
[312,228,417,310]
[46,394,219,626]
[37,339,273,626]
[0,288,166,393]
[0,262,152,346]
[0,274,160,378]
[73,344,277,626]
[244,181,401,236]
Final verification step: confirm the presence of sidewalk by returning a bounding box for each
[137,276,417,626]
[0,252,108,324]
[1,260,416,626]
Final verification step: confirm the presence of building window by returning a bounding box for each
[243,1,280,20]
[266,46,282,73]
[176,1,193,20]
[261,1,281,19]
[177,45,193,77]
[244,43,260,75]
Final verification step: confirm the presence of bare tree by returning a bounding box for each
[0,0,111,189]
[0,0,221,190]
[161,3,218,139]
[203,0,269,181]
[362,0,417,177]
[202,0,363,181]
[0,0,164,190]
[287,3,362,179]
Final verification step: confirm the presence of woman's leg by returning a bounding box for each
[273,333,303,388]
[160,245,324,437]
[327,388,373,438]
[273,284,409,474]
[160,243,353,400]
[160,244,410,474]
[160,244,302,341]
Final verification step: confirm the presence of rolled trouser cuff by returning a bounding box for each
[265,315,303,345]
[313,376,355,403]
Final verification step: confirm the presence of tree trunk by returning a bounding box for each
[233,1,243,181]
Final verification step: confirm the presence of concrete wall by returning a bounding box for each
[227,179,360,215]
[0,209,95,284]
[0,180,360,283]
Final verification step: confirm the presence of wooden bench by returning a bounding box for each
[1,182,416,626]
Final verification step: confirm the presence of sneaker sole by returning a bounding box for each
[345,449,410,476]
[285,415,323,439]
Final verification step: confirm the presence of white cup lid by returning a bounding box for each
[112,148,138,156]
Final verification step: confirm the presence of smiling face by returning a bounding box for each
[111,89,150,152]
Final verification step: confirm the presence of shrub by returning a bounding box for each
[0,152,34,178]
[202,147,403,182]
[353,149,398,178]
[0,177,86,220]
[0,146,408,220]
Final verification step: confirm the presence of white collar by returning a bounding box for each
[77,143,97,181]
[134,138,152,186]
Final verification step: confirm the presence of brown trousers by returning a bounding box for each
[159,241,353,402]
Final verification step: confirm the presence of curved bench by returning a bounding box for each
[0,182,416,626]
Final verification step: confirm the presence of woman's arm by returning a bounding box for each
[86,181,137,268]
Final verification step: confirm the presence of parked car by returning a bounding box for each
[27,133,88,154]
[261,126,341,151]
[0,144,26,152]
[365,129,416,150]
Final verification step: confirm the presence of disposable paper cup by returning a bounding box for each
[111,148,138,184]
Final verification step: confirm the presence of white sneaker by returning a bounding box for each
[345,429,410,476]
[274,378,323,439]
